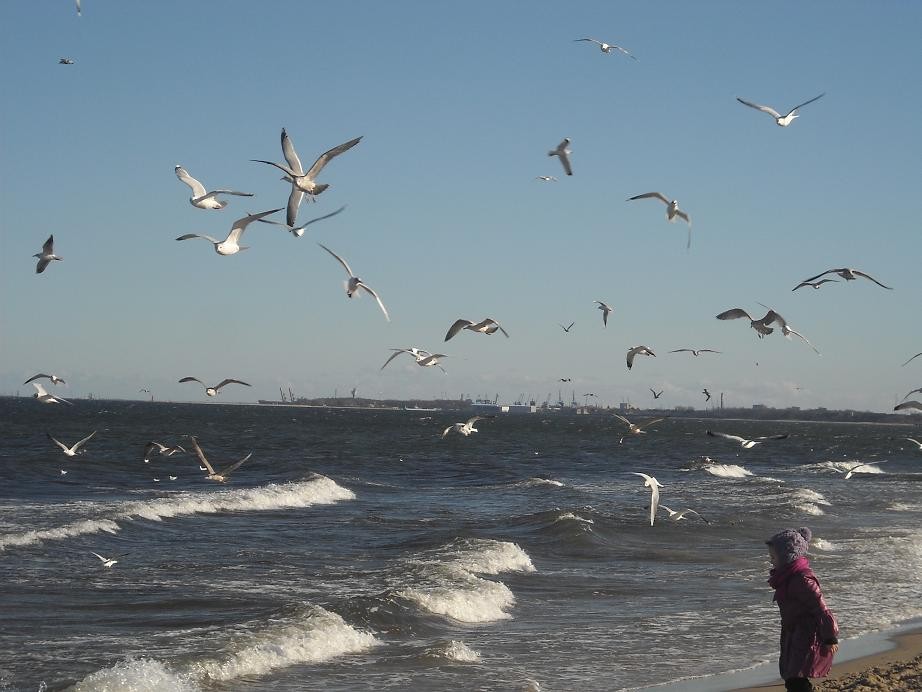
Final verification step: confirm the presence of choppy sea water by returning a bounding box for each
[1,399,920,692]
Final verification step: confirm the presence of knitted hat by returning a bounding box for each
[766,527,812,564]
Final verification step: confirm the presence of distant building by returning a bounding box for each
[752,404,767,410]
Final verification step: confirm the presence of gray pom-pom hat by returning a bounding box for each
[766,527,812,565]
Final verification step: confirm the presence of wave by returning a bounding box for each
[400,576,517,623]
[73,658,199,692]
[0,476,353,551]
[703,464,753,478]
[789,487,830,516]
[552,511,593,525]
[422,640,482,662]
[516,477,564,488]
[811,537,840,551]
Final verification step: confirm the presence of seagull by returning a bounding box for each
[381,348,447,373]
[169,475,178,481]
[34,235,63,274]
[75,0,81,16]
[650,388,663,399]
[595,301,613,327]
[548,138,573,176]
[901,353,922,367]
[627,192,692,249]
[904,438,922,451]
[573,37,637,59]
[188,436,251,483]
[627,345,655,370]
[836,461,889,480]
[60,469,68,475]
[252,130,362,227]
[702,389,712,402]
[706,430,789,449]
[629,472,663,526]
[254,205,346,238]
[894,401,922,412]
[143,441,185,463]
[558,322,575,333]
[560,378,572,382]
[442,415,494,438]
[175,208,282,256]
[659,505,710,524]
[614,414,664,444]
[47,431,96,457]
[32,382,72,405]
[178,377,251,397]
[670,349,721,357]
[792,278,839,291]
[755,305,821,354]
[716,307,776,338]
[535,176,558,182]
[736,93,825,127]
[24,373,66,386]
[445,318,508,341]
[792,268,892,291]
[58,58,75,65]
[317,243,389,321]
[174,166,254,210]
[90,552,124,568]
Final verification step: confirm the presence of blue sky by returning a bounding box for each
[1,1,920,411]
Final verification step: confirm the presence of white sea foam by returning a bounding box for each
[703,464,753,478]
[790,488,830,505]
[0,477,353,551]
[520,477,564,488]
[888,502,921,512]
[424,640,482,662]
[400,575,517,622]
[191,606,379,682]
[811,538,839,551]
[73,658,199,692]
[449,539,536,576]
[553,512,594,525]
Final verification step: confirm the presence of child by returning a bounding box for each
[766,527,839,692]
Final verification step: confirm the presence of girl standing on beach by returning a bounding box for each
[766,527,839,692]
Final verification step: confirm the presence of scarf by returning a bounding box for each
[768,556,811,602]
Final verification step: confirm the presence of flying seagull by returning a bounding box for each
[59,58,75,65]
[143,441,186,463]
[904,438,922,451]
[188,436,251,483]
[702,389,712,402]
[901,353,922,367]
[792,268,892,291]
[442,415,494,438]
[24,373,66,386]
[670,348,721,357]
[178,377,251,397]
[90,552,125,569]
[595,301,613,327]
[614,414,664,444]
[381,348,447,373]
[445,318,508,341]
[706,430,789,448]
[573,37,637,59]
[716,307,778,339]
[627,192,692,249]
[792,278,839,291]
[659,505,710,524]
[548,138,573,176]
[835,461,889,480]
[535,176,558,182]
[175,208,282,256]
[650,388,663,399]
[174,166,254,210]
[34,235,62,274]
[32,382,72,405]
[317,243,390,321]
[894,401,922,412]
[754,305,822,354]
[558,322,575,333]
[736,93,825,127]
[629,472,663,526]
[627,345,656,370]
[254,205,346,238]
[47,431,96,457]
[252,130,362,227]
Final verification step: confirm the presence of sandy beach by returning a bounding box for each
[736,629,922,691]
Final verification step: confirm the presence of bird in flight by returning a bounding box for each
[659,505,710,524]
[901,353,922,367]
[188,436,251,483]
[548,138,573,176]
[558,322,575,333]
[174,166,254,210]
[255,205,346,238]
[252,130,362,227]
[143,441,186,463]
[445,318,508,341]
[669,349,720,357]
[176,208,282,255]
[442,416,494,438]
[381,348,447,373]
[626,345,656,370]
[629,472,663,526]
[595,301,613,327]
[573,38,637,59]
[90,552,125,569]
[34,235,63,274]
[793,278,839,291]
[47,431,96,457]
[706,430,788,448]
[317,243,390,321]
[535,176,558,182]
[32,382,72,405]
[627,192,692,249]
[833,461,889,480]
[614,414,664,444]
[24,373,66,386]
[904,438,922,451]
[650,388,663,400]
[736,93,825,127]
[178,377,251,397]
[702,389,712,402]
[792,268,892,291]
[560,378,572,383]
[59,57,75,65]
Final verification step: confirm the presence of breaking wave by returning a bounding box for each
[423,640,482,662]
[703,464,753,478]
[73,658,198,692]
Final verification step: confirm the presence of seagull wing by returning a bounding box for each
[574,38,602,45]
[175,234,219,244]
[755,434,790,441]
[42,235,55,255]
[72,431,97,452]
[287,187,305,228]
[716,308,754,321]
[381,349,411,370]
[785,92,825,117]
[217,453,252,478]
[251,158,298,178]
[735,97,782,119]
[613,414,632,428]
[23,373,53,385]
[793,269,838,290]
[441,425,455,438]
[280,128,304,176]
[227,208,283,244]
[637,418,665,430]
[669,349,694,354]
[90,552,110,563]
[903,388,922,400]
[851,270,893,289]
[188,437,216,475]
[36,257,51,273]
[901,353,922,367]
[628,192,670,205]
[894,401,922,412]
[785,327,821,355]
[214,379,252,391]
[905,438,922,448]
[175,166,207,198]
[707,430,748,444]
[46,433,69,452]
[178,377,206,389]
[289,205,346,232]
[358,283,390,321]
[33,382,49,397]
[445,319,473,341]
[305,136,363,179]
[557,148,573,176]
[317,243,354,277]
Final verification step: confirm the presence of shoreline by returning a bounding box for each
[633,619,922,692]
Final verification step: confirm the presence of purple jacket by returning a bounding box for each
[774,566,839,679]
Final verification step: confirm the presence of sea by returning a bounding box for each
[1,398,920,692]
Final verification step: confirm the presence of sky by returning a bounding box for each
[1,1,921,411]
